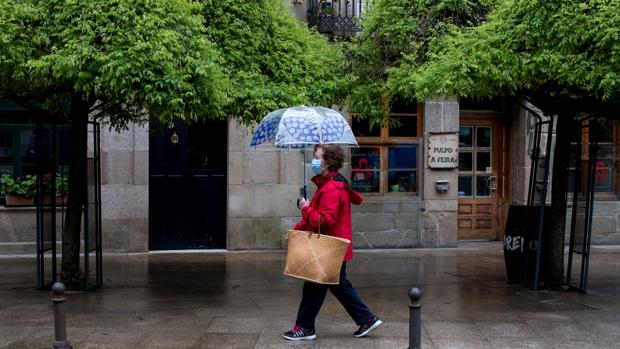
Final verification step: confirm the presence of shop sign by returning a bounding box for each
[428,133,458,168]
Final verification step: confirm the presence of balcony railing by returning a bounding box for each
[307,0,369,36]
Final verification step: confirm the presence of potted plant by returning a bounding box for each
[53,174,69,205]
[0,174,37,206]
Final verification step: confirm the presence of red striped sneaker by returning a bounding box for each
[282,326,316,341]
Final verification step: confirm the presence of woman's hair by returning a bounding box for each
[315,144,345,171]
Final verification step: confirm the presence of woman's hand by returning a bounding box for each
[298,198,310,210]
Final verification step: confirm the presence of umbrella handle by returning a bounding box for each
[302,148,307,200]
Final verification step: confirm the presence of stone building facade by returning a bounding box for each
[2,98,619,254]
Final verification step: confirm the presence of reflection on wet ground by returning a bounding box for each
[1,242,620,348]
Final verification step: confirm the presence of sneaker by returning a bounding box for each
[353,316,382,338]
[282,326,316,341]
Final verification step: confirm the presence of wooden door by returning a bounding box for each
[458,118,501,240]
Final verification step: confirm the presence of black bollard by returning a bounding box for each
[51,282,72,349]
[408,287,422,349]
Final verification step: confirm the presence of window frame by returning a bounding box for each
[350,103,424,197]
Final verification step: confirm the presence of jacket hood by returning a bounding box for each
[312,171,364,205]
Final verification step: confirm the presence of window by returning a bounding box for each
[568,119,620,200]
[458,126,493,198]
[0,131,13,177]
[0,124,70,203]
[350,105,422,195]
[593,122,618,195]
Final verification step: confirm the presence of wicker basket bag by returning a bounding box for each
[284,220,351,285]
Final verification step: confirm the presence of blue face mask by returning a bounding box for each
[311,159,322,175]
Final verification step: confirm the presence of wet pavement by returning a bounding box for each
[2,242,620,348]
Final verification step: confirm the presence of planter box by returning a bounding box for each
[43,194,68,206]
[3,194,67,207]
[5,195,35,207]
[55,195,67,206]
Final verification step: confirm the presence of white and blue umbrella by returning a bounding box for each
[250,106,358,148]
[250,106,358,199]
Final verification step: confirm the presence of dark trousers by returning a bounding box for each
[295,262,374,331]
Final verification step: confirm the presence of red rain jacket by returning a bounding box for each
[294,171,364,261]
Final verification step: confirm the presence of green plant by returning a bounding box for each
[78,273,98,290]
[55,175,69,196]
[42,173,69,196]
[321,6,337,16]
[0,174,37,198]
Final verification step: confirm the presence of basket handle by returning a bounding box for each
[307,214,323,239]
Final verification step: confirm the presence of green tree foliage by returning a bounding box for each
[393,0,620,106]
[201,0,345,123]
[343,0,496,126]
[0,0,226,127]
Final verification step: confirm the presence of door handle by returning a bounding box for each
[486,176,498,191]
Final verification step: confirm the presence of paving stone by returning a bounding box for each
[206,316,267,334]
[474,321,539,339]
[374,337,435,349]
[486,337,549,349]
[255,334,316,349]
[526,320,594,341]
[425,320,484,340]
[432,338,493,349]
[316,336,375,349]
[1,244,620,349]
[197,333,258,349]
[544,338,613,349]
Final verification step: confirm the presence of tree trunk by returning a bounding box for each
[61,94,89,286]
[547,114,573,288]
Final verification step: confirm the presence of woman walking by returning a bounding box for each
[283,144,382,341]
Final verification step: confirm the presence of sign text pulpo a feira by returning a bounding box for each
[427,133,459,169]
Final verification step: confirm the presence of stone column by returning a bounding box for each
[422,99,459,247]
[100,123,149,252]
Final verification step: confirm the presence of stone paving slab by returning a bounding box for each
[1,242,620,348]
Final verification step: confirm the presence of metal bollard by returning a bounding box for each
[408,287,422,349]
[51,282,72,349]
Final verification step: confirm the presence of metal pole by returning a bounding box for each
[301,148,307,199]
[408,287,422,349]
[52,282,72,349]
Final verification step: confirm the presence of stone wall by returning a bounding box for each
[565,201,620,245]
[352,199,422,248]
[590,202,620,244]
[0,208,64,254]
[422,98,459,247]
[100,123,149,252]
[227,120,303,250]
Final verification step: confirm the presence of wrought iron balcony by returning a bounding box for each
[307,0,368,36]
